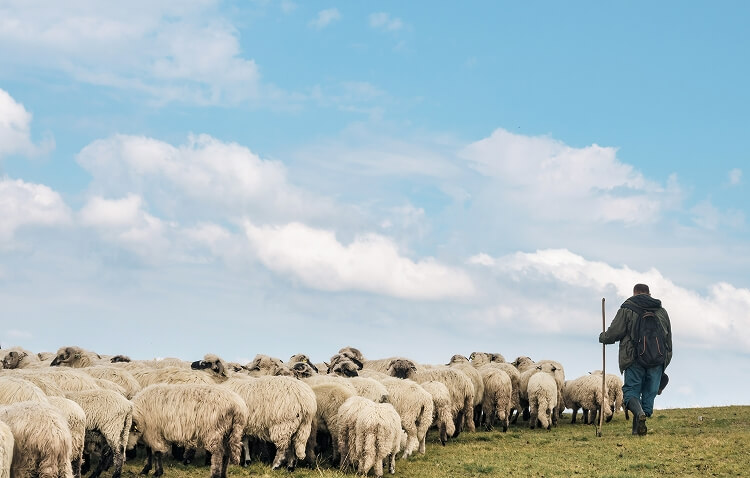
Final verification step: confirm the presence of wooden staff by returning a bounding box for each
[597,297,606,437]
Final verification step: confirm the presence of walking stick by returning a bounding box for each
[597,297,606,437]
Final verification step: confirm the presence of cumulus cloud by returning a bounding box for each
[0,2,260,105]
[76,133,335,223]
[729,168,742,186]
[0,177,71,241]
[460,128,681,225]
[369,12,404,31]
[469,248,750,352]
[309,8,341,29]
[243,220,475,300]
[690,200,744,230]
[0,88,53,159]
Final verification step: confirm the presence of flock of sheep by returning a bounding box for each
[0,345,625,478]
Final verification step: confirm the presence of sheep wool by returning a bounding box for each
[0,401,74,478]
[47,396,86,478]
[306,381,356,463]
[0,420,12,478]
[527,372,557,430]
[378,377,434,457]
[417,380,455,445]
[0,376,49,405]
[0,347,40,370]
[131,383,247,478]
[563,375,613,425]
[478,367,513,432]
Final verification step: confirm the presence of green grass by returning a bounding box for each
[120,406,750,477]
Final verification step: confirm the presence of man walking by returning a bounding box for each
[599,283,672,435]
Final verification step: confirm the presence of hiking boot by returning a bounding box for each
[626,397,647,436]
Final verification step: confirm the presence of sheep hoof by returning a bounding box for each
[502,425,508,432]
[139,466,150,475]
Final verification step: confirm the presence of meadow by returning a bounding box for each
[120,405,749,477]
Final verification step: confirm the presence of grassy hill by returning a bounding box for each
[120,405,749,477]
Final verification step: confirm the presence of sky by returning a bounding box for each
[1,1,748,408]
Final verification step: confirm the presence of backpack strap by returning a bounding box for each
[621,301,643,315]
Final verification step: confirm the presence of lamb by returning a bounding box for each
[527,371,557,430]
[0,347,41,369]
[386,358,475,436]
[447,354,485,426]
[418,380,455,445]
[337,396,405,478]
[0,419,12,478]
[131,383,247,478]
[47,397,86,478]
[221,376,316,471]
[50,346,104,368]
[378,377,434,457]
[0,401,74,478]
[80,366,142,399]
[590,370,624,420]
[477,367,512,432]
[64,389,133,478]
[563,374,613,425]
[305,381,356,463]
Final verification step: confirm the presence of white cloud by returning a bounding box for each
[459,128,681,225]
[691,200,744,230]
[0,88,53,159]
[369,12,404,31]
[79,194,170,258]
[243,220,475,300]
[729,168,742,186]
[0,177,71,241]
[309,8,341,29]
[76,133,335,223]
[470,248,750,352]
[0,2,260,105]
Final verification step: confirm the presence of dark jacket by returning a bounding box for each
[599,294,673,373]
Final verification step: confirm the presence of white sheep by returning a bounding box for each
[80,366,142,399]
[477,367,512,432]
[468,352,506,367]
[447,354,486,427]
[130,366,216,388]
[378,377,434,457]
[221,376,316,471]
[337,396,405,478]
[50,346,104,368]
[0,400,74,478]
[13,368,102,393]
[479,362,521,423]
[518,362,558,423]
[563,375,613,425]
[64,389,133,478]
[0,376,49,404]
[305,380,356,464]
[47,396,86,478]
[0,419,13,478]
[0,347,41,369]
[418,380,455,446]
[131,383,247,478]
[527,371,557,430]
[346,377,390,404]
[590,370,624,420]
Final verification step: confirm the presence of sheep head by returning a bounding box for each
[50,346,84,367]
[448,354,469,365]
[245,354,285,376]
[329,359,359,377]
[387,358,417,379]
[338,346,365,365]
[291,361,317,379]
[2,350,27,369]
[110,355,131,363]
[289,354,318,373]
[191,354,229,379]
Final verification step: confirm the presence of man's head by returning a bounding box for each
[633,283,650,295]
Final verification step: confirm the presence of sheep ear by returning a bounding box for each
[552,366,557,372]
[536,365,542,370]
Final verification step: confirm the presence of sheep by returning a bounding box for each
[130,366,216,388]
[80,366,142,399]
[590,370,625,420]
[190,353,232,382]
[386,358,475,436]
[468,352,506,367]
[50,346,103,368]
[109,355,131,363]
[221,376,316,471]
[563,375,613,425]
[527,372,557,430]
[536,359,566,419]
[287,354,319,373]
[37,351,56,361]
[347,377,390,404]
[0,347,40,369]
[0,419,12,478]
[477,367,512,432]
[418,380,455,446]
[14,368,102,393]
[244,354,289,377]
[131,383,247,478]
[64,389,133,478]
[337,346,365,366]
[0,376,49,404]
[512,356,536,373]
[0,400,74,478]
[378,377,434,457]
[479,362,522,423]
[305,381,356,464]
[290,362,319,379]
[329,357,362,377]
[2,371,65,396]
[518,362,558,423]
[47,397,86,478]
[447,354,485,426]
[337,396,405,478]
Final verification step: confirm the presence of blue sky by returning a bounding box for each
[1,1,748,408]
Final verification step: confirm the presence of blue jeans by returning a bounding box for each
[623,362,663,417]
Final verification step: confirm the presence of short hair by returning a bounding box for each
[633,283,650,295]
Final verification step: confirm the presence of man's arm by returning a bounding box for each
[599,308,629,344]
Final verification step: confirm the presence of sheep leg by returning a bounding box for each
[582,409,589,424]
[153,451,164,477]
[171,444,185,461]
[209,449,224,478]
[241,437,251,466]
[451,409,464,438]
[89,444,113,478]
[81,451,91,475]
[140,447,153,475]
[389,451,396,474]
[270,436,291,470]
[529,402,538,429]
[571,406,578,424]
[205,451,212,467]
[439,422,447,446]
[182,447,196,465]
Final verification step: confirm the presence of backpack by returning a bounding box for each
[623,303,667,368]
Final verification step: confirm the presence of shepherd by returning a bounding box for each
[599,283,673,435]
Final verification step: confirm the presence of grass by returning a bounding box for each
[119,406,750,477]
